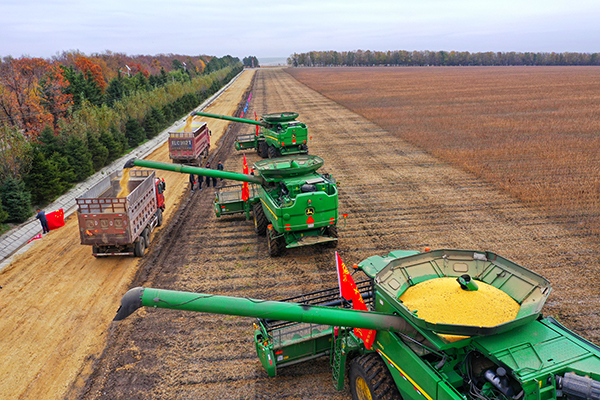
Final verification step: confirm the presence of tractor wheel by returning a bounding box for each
[326,225,338,248]
[349,353,403,400]
[134,236,146,257]
[259,142,269,158]
[300,143,309,154]
[253,202,268,236]
[267,229,284,257]
[156,208,163,226]
[268,145,279,159]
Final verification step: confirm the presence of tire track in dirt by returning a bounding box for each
[79,68,600,400]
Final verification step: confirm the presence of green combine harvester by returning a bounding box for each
[124,156,338,256]
[191,111,308,158]
[115,249,600,400]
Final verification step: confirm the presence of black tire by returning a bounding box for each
[300,143,309,154]
[267,229,284,257]
[259,141,269,158]
[268,145,280,159]
[142,227,150,246]
[92,245,101,258]
[156,208,163,226]
[134,236,146,257]
[253,202,268,236]
[349,353,402,400]
[326,225,338,248]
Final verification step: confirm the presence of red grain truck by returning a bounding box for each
[168,116,211,166]
[76,169,165,257]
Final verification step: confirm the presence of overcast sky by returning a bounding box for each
[2,0,599,63]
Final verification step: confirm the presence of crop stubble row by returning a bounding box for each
[80,68,600,399]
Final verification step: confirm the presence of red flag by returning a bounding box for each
[336,251,355,301]
[242,154,249,202]
[255,112,259,137]
[336,252,376,349]
[46,209,65,230]
[27,233,42,243]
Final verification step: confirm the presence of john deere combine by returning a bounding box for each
[124,156,338,256]
[115,249,600,400]
[191,111,308,158]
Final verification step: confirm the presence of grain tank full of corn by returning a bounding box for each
[115,249,600,400]
[190,111,308,158]
[124,155,338,256]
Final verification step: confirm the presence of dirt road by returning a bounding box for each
[72,68,600,399]
[0,69,255,400]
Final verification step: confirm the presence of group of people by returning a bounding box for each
[190,161,224,192]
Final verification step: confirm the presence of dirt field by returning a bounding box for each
[69,68,600,399]
[0,69,255,400]
[287,66,600,240]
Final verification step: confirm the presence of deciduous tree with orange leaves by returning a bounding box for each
[0,57,53,138]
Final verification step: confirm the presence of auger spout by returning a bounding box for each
[114,287,415,333]
[124,158,264,185]
[191,111,266,127]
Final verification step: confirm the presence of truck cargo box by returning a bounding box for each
[76,169,161,256]
[168,116,210,166]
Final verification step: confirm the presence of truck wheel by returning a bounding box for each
[259,142,269,158]
[253,202,268,236]
[156,208,163,226]
[267,229,284,257]
[92,246,101,257]
[134,237,146,257]
[349,353,402,400]
[142,228,150,246]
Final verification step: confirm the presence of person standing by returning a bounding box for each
[217,161,224,184]
[189,173,196,192]
[36,209,50,234]
[205,162,212,188]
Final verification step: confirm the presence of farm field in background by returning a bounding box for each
[287,66,600,241]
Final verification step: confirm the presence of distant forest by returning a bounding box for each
[288,50,600,67]
[0,51,245,226]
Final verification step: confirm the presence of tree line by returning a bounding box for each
[0,51,243,227]
[287,50,600,67]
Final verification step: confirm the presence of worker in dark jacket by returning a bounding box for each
[189,173,196,192]
[36,209,50,234]
[205,162,212,187]
[217,161,224,183]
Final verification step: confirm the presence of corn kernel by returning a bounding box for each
[399,277,519,341]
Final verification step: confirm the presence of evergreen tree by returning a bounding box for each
[37,126,60,158]
[24,150,63,205]
[0,197,8,224]
[65,136,94,181]
[49,152,76,185]
[159,67,168,85]
[143,112,159,139]
[110,125,128,155]
[125,117,146,148]
[99,129,121,162]
[87,131,109,170]
[105,72,126,106]
[1,177,32,223]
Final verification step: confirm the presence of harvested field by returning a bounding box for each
[287,66,600,241]
[75,68,600,399]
